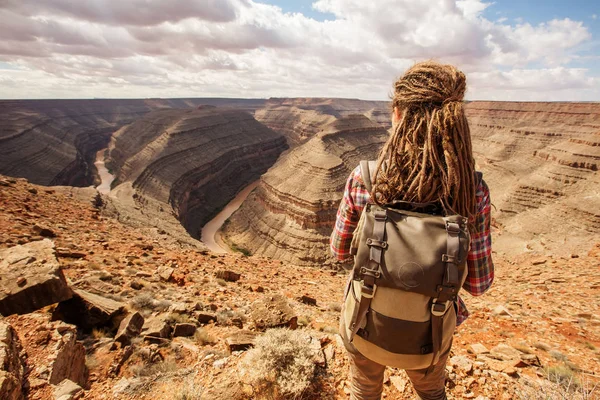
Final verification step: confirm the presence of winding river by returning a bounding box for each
[200,180,260,253]
[94,149,114,194]
[93,147,258,254]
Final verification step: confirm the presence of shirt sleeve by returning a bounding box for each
[330,166,369,261]
[462,178,494,296]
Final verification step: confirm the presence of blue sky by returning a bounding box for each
[0,0,598,100]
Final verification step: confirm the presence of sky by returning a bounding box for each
[0,0,598,101]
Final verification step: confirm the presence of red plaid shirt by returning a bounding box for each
[331,165,494,325]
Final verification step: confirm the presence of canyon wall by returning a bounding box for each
[255,98,390,147]
[221,114,388,266]
[466,102,600,255]
[0,98,266,187]
[224,101,600,266]
[107,107,288,238]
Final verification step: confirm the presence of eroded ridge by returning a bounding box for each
[222,114,388,267]
[466,101,600,255]
[107,107,288,239]
[256,98,391,147]
[0,98,267,187]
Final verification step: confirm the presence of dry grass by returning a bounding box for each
[241,329,318,399]
[194,328,216,346]
[517,366,599,400]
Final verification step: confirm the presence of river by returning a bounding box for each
[200,180,260,253]
[94,149,114,194]
[93,146,257,253]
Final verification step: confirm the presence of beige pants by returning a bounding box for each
[345,337,452,400]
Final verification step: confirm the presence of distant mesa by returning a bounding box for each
[222,114,389,266]
[257,97,391,147]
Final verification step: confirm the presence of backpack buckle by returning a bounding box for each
[431,298,451,316]
[445,221,461,234]
[360,283,377,299]
[442,254,457,263]
[366,238,388,249]
[374,211,387,221]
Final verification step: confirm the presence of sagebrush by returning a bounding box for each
[242,328,318,399]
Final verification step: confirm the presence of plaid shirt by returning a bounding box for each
[331,165,494,325]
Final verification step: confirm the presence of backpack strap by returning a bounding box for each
[359,160,377,194]
[349,208,387,341]
[427,219,463,374]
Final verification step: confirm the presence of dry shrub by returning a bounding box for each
[516,366,598,399]
[194,328,216,346]
[242,329,318,399]
[175,380,204,400]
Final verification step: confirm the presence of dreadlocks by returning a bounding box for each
[372,61,477,226]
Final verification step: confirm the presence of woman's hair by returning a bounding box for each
[371,61,477,223]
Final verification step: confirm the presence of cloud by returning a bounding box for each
[1,0,238,25]
[0,0,597,100]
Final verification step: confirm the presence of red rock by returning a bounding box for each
[0,239,73,316]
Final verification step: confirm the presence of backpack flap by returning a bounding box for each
[353,204,469,298]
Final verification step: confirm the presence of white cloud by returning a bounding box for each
[0,0,597,100]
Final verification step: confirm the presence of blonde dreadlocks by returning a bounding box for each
[372,61,477,226]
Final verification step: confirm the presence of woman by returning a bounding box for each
[330,61,494,400]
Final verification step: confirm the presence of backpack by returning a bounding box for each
[340,160,471,371]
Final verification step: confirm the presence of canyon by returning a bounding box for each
[221,114,389,266]
[105,107,288,239]
[1,98,598,264]
[0,98,599,400]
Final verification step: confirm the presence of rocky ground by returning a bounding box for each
[1,175,599,399]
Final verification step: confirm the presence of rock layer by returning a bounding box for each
[256,98,390,147]
[0,321,25,400]
[0,239,72,316]
[107,108,288,238]
[466,101,600,255]
[222,114,388,266]
[0,98,266,187]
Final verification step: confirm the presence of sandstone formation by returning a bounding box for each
[0,321,25,400]
[52,289,126,331]
[222,114,388,266]
[0,98,265,188]
[256,97,390,147]
[466,102,600,256]
[107,107,288,238]
[0,239,72,316]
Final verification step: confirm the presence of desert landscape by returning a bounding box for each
[0,97,599,400]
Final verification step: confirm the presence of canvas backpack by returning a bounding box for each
[340,160,471,371]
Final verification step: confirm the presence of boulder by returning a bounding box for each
[115,312,144,345]
[490,344,521,361]
[215,270,241,282]
[53,379,83,400]
[173,323,196,337]
[0,321,25,400]
[32,224,56,238]
[195,312,217,325]
[468,343,490,355]
[0,240,72,316]
[141,317,172,339]
[251,293,297,331]
[299,295,317,306]
[226,331,258,352]
[48,324,88,387]
[157,266,174,282]
[52,289,125,331]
